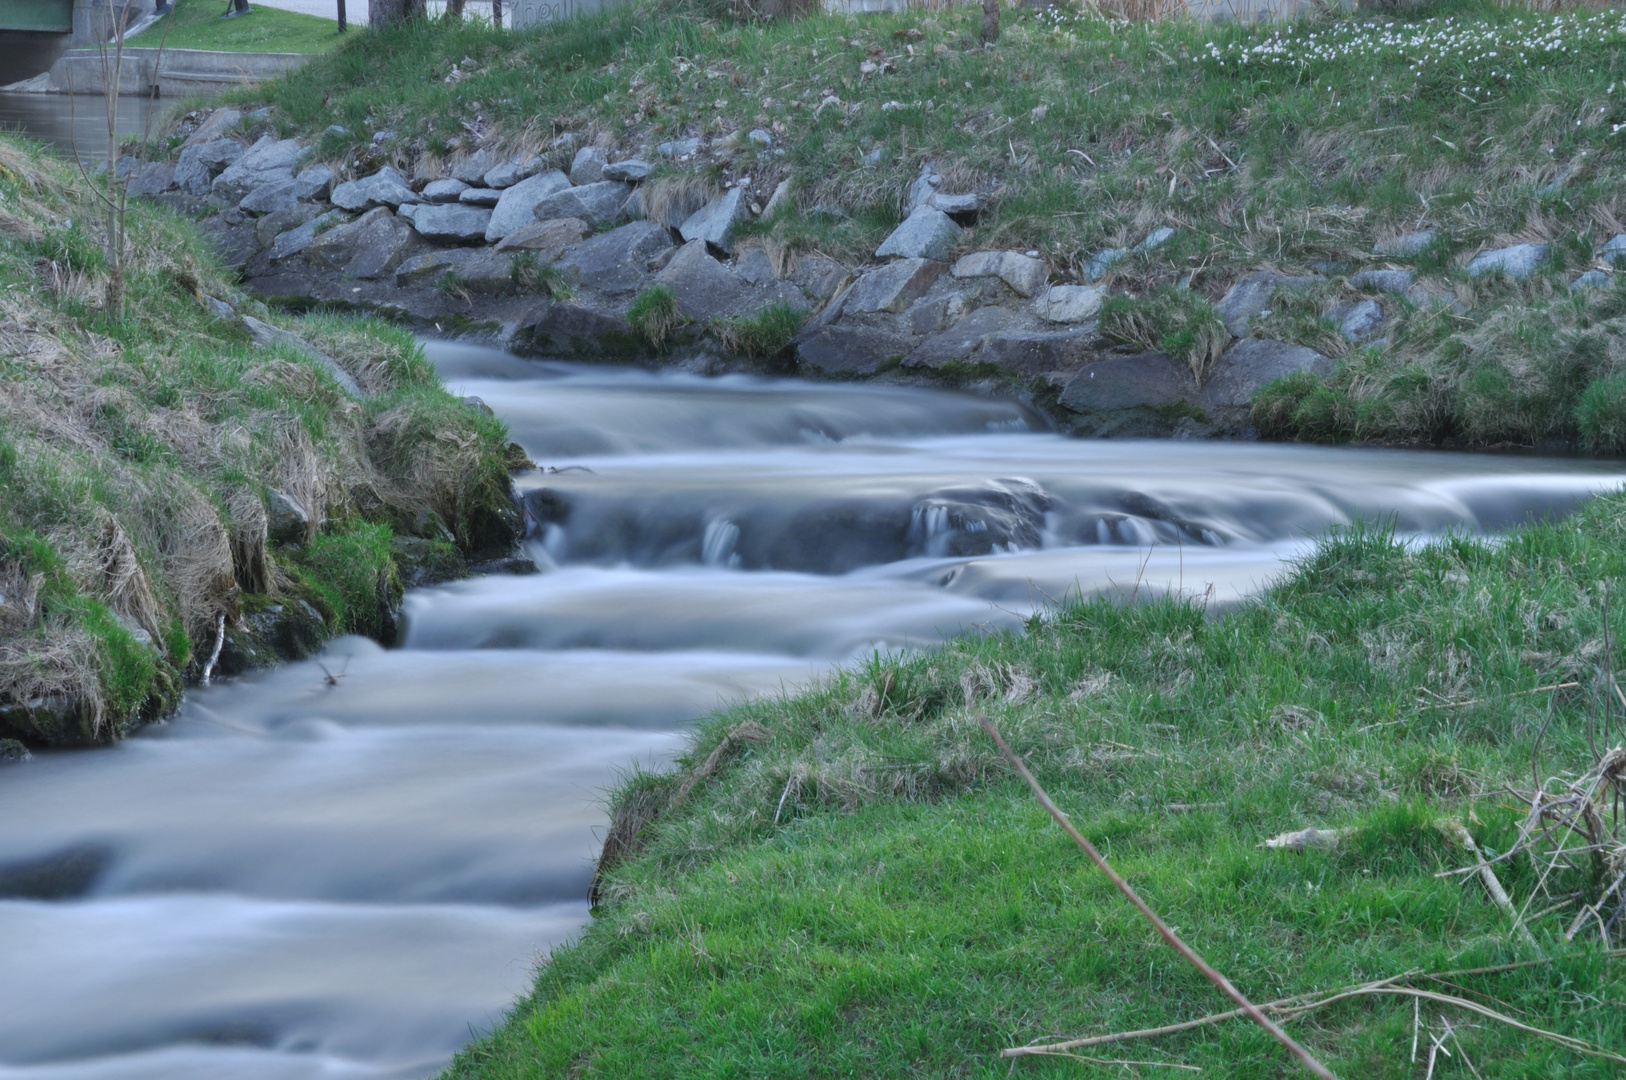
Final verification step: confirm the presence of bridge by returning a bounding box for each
[1,1,159,84]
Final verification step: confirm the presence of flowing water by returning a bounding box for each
[0,93,157,163]
[2,342,1624,1079]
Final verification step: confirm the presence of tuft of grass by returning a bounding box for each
[509,251,572,299]
[625,285,687,351]
[449,498,1626,1080]
[1099,286,1228,383]
[288,521,402,641]
[710,300,805,361]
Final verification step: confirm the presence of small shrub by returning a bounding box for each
[711,301,805,360]
[1575,371,1626,455]
[1099,287,1228,384]
[510,252,572,299]
[626,286,688,350]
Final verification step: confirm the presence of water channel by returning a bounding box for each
[1,340,1624,1079]
[0,93,158,163]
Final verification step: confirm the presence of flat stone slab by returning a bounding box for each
[330,166,419,212]
[978,326,1099,377]
[1466,243,1547,280]
[484,170,572,242]
[1034,285,1104,323]
[875,205,960,261]
[239,178,299,216]
[679,187,745,251]
[422,178,469,203]
[951,251,1047,298]
[459,188,503,207]
[495,216,593,256]
[1215,271,1321,337]
[926,192,981,221]
[845,259,944,315]
[411,204,493,243]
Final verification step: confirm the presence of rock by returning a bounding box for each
[1406,282,1467,313]
[255,202,323,248]
[520,301,633,356]
[762,179,792,218]
[1083,248,1127,283]
[238,178,300,216]
[906,292,970,335]
[395,247,474,286]
[602,158,651,183]
[203,295,236,320]
[1034,284,1105,323]
[370,129,396,146]
[458,187,503,207]
[1374,229,1437,257]
[657,137,702,158]
[1572,270,1612,291]
[951,251,1047,298]
[422,178,469,203]
[1059,352,1194,417]
[556,220,674,295]
[1332,298,1383,342]
[1200,337,1333,421]
[241,315,364,398]
[652,240,748,320]
[1136,226,1176,253]
[495,216,593,256]
[395,202,420,223]
[905,164,940,213]
[1215,271,1321,337]
[790,255,844,302]
[458,249,524,294]
[265,487,309,543]
[747,128,772,147]
[410,204,493,243]
[845,258,944,314]
[212,136,305,201]
[926,192,981,223]
[862,147,884,167]
[874,205,960,261]
[1465,243,1547,280]
[307,207,416,281]
[484,170,572,242]
[269,212,337,262]
[450,149,496,186]
[184,107,241,146]
[903,306,1023,369]
[324,124,348,140]
[532,180,635,230]
[569,146,607,185]
[483,158,539,190]
[976,325,1099,377]
[330,166,419,212]
[292,164,334,201]
[130,161,176,196]
[1602,235,1626,265]
[175,138,244,195]
[679,187,746,251]
[1349,269,1414,294]
[734,248,778,286]
[795,323,916,376]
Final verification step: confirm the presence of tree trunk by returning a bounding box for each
[444,0,465,18]
[336,0,346,30]
[981,0,999,44]
[369,0,425,28]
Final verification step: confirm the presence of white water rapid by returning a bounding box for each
[2,342,1623,1079]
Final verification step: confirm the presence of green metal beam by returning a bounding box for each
[0,0,75,32]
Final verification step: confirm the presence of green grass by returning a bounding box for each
[711,300,806,361]
[450,498,1626,1079]
[139,0,341,54]
[625,285,687,351]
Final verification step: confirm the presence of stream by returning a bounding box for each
[2,341,1624,1079]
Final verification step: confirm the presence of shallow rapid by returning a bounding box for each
[2,343,1623,1079]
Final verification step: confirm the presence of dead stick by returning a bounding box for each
[980,716,1339,1080]
[1440,821,1537,946]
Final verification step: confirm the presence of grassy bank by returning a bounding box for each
[450,496,1626,1078]
[0,135,516,749]
[236,0,1626,448]
[139,0,342,54]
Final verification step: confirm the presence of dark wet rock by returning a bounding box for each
[519,302,635,356]
[495,216,593,257]
[1200,337,1333,424]
[459,187,503,207]
[1058,351,1195,434]
[255,202,324,248]
[875,206,960,261]
[569,146,608,185]
[556,220,674,296]
[532,181,636,229]
[978,326,1101,377]
[394,247,474,286]
[679,187,745,251]
[653,240,748,320]
[1349,268,1414,294]
[266,486,310,542]
[423,178,469,203]
[951,251,1047,298]
[175,137,243,195]
[845,258,944,314]
[795,323,916,376]
[602,158,651,182]
[0,843,112,900]
[330,166,419,212]
[1215,271,1321,337]
[411,204,493,243]
[484,170,572,242]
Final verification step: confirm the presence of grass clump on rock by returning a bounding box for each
[625,285,687,351]
[710,301,805,361]
[0,136,516,746]
[1099,287,1229,383]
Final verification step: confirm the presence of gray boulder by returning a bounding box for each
[1466,243,1547,280]
[330,166,419,212]
[1333,299,1383,342]
[483,158,539,190]
[174,138,243,195]
[1136,226,1176,253]
[926,192,981,222]
[1083,248,1127,283]
[239,178,299,216]
[569,146,607,186]
[657,137,702,159]
[450,149,496,186]
[951,251,1047,298]
[184,107,242,147]
[521,302,630,356]
[307,207,416,280]
[1602,235,1626,265]
[411,204,493,243]
[652,240,748,320]
[734,248,778,287]
[255,202,323,248]
[556,220,674,295]
[130,162,176,196]
[1059,352,1193,417]
[905,163,941,213]
[395,248,474,286]
[266,487,309,543]
[1200,337,1333,421]
[875,206,960,261]
[602,158,651,182]
[1572,270,1612,291]
[269,211,339,262]
[1034,284,1104,323]
[976,325,1099,378]
[679,187,746,251]
[484,170,572,242]
[459,249,525,294]
[212,136,306,201]
[791,255,845,302]
[1374,229,1437,257]
[422,178,469,203]
[1215,271,1321,337]
[845,258,944,314]
[533,181,635,230]
[796,324,917,376]
[1349,269,1414,294]
[495,216,593,256]
[293,164,334,201]
[459,188,503,207]
[903,306,1024,370]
